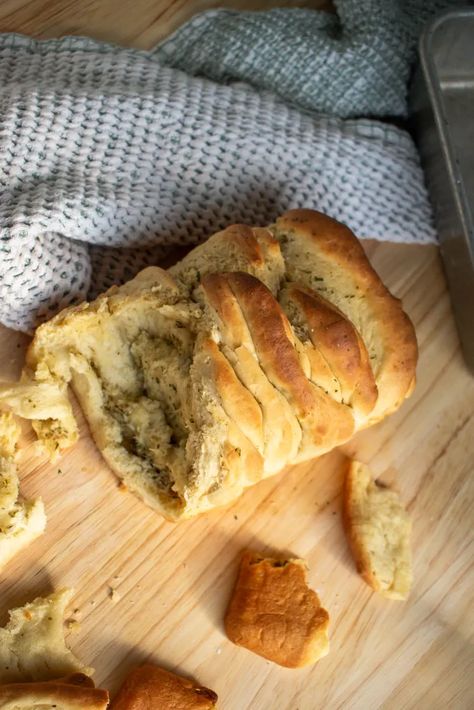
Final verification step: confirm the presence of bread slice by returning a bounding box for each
[272,209,418,424]
[0,589,93,684]
[279,283,378,426]
[169,223,285,296]
[111,664,217,709]
[0,413,46,570]
[198,272,301,475]
[2,210,417,520]
[0,673,109,709]
[343,460,412,600]
[225,550,329,668]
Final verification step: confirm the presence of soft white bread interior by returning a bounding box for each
[343,460,412,600]
[0,413,46,569]
[2,211,417,520]
[0,589,92,684]
[0,589,107,707]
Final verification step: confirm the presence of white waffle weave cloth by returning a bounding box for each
[0,32,435,332]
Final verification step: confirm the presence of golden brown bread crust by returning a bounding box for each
[169,223,284,295]
[203,338,264,454]
[200,272,303,474]
[225,550,330,668]
[55,673,97,687]
[281,284,378,422]
[202,272,355,465]
[225,273,355,454]
[343,460,412,600]
[0,675,109,709]
[227,272,317,417]
[201,337,264,492]
[273,209,418,424]
[110,664,217,709]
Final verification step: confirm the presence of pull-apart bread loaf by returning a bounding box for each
[3,210,417,520]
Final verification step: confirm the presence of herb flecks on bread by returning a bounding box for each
[225,550,330,668]
[343,460,412,600]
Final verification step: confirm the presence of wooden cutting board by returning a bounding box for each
[1,240,473,709]
[1,3,474,709]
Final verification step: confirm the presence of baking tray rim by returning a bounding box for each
[417,7,474,255]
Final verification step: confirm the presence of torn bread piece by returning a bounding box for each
[0,589,93,684]
[0,382,78,460]
[111,664,217,710]
[0,673,109,709]
[225,550,329,668]
[272,209,418,425]
[0,413,46,570]
[343,460,412,600]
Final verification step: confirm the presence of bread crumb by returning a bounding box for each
[108,587,121,603]
[118,481,128,492]
[66,618,81,632]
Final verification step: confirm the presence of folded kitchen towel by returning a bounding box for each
[0,0,447,333]
[158,0,455,119]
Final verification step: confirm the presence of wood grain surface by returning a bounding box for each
[0,0,332,48]
[0,3,473,709]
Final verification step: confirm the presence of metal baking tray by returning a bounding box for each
[410,7,474,374]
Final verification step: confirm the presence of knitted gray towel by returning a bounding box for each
[0,2,444,333]
[158,1,455,118]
